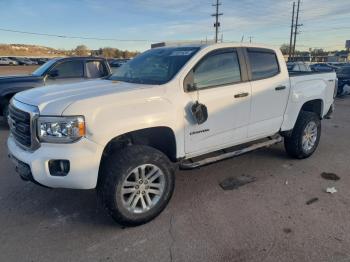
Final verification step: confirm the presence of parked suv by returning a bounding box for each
[0,56,111,120]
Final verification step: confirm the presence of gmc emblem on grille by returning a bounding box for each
[8,116,17,130]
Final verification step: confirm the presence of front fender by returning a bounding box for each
[62,88,183,157]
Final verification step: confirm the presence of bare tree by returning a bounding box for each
[75,45,89,56]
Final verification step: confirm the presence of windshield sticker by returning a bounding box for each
[170,50,194,56]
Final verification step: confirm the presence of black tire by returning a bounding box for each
[2,103,9,125]
[97,145,175,226]
[284,111,321,159]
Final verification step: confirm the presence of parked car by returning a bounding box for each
[327,62,347,68]
[287,62,312,72]
[12,58,37,65]
[310,63,336,72]
[7,43,336,226]
[0,57,18,65]
[336,66,350,96]
[31,58,48,65]
[0,56,111,120]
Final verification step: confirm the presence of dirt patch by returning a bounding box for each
[321,172,340,181]
[306,197,319,205]
[283,228,292,234]
[0,65,39,76]
[219,175,256,190]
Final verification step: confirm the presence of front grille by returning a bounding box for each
[8,103,32,148]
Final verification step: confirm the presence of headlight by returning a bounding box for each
[37,116,85,143]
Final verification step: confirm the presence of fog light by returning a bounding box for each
[48,160,70,176]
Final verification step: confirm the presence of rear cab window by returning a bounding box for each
[247,48,280,80]
[85,60,109,78]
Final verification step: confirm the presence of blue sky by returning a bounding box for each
[0,0,349,51]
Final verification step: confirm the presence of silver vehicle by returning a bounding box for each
[0,57,18,65]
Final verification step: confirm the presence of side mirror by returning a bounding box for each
[191,101,208,125]
[48,69,59,78]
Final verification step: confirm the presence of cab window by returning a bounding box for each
[247,49,280,80]
[51,61,84,78]
[193,49,241,89]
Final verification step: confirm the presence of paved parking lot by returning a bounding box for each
[0,97,350,262]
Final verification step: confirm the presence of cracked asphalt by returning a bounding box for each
[1,97,350,262]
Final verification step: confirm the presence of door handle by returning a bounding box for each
[275,85,286,91]
[234,92,249,98]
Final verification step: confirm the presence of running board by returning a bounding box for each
[180,136,283,170]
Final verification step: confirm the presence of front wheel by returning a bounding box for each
[2,103,9,125]
[284,111,321,159]
[97,145,175,226]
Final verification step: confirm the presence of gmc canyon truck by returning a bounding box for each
[0,56,111,120]
[7,43,336,226]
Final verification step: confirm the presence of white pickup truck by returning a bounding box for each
[7,43,336,226]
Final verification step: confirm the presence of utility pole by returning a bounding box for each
[288,2,295,62]
[212,0,223,43]
[292,0,303,61]
[248,36,254,43]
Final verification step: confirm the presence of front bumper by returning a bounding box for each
[7,135,104,189]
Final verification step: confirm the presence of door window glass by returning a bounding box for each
[51,61,84,78]
[194,50,241,89]
[248,50,279,80]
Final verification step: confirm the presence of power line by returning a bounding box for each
[0,28,157,42]
[212,0,223,43]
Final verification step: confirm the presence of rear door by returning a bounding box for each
[184,48,251,155]
[245,48,290,138]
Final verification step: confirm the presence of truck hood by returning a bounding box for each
[14,79,154,115]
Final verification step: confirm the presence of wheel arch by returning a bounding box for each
[300,99,324,119]
[100,126,178,163]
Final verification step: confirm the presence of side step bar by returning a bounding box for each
[180,136,283,170]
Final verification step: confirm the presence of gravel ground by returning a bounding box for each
[0,65,39,75]
[0,96,350,262]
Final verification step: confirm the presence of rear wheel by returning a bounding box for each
[284,111,321,159]
[97,145,175,226]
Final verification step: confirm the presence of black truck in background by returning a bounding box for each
[0,56,111,119]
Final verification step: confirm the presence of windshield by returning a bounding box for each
[109,47,200,85]
[32,59,57,76]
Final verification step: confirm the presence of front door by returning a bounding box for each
[184,48,251,155]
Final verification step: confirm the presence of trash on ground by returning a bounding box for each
[306,197,319,205]
[326,187,337,194]
[321,172,340,181]
[219,175,256,190]
[285,180,288,185]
